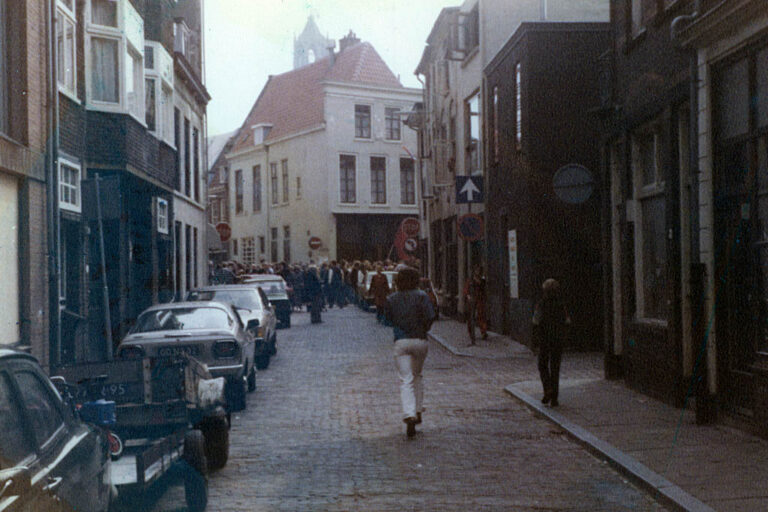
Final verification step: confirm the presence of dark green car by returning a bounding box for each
[242,275,292,328]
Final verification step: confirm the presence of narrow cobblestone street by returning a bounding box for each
[146,307,667,511]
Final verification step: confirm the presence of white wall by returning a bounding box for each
[0,172,19,344]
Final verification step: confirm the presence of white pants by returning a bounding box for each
[394,338,428,420]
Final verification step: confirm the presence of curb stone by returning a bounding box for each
[504,384,716,512]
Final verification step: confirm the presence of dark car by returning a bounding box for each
[241,275,292,328]
[0,349,113,512]
[186,285,277,369]
[117,302,256,412]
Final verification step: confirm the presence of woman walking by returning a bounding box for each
[370,265,391,323]
[384,266,437,438]
[304,265,324,324]
[532,278,571,407]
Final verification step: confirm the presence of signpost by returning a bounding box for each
[456,176,484,204]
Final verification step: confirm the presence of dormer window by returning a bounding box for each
[252,123,273,145]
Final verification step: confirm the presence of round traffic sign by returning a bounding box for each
[457,214,484,242]
[215,222,232,243]
[308,236,322,250]
[553,164,594,204]
[401,217,420,237]
[404,238,418,252]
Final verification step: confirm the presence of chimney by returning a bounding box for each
[327,43,336,65]
[339,30,360,52]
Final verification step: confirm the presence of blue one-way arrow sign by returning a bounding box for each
[456,176,484,204]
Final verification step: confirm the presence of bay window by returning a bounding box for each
[91,0,117,27]
[56,1,77,96]
[90,37,119,103]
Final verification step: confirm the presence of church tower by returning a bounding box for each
[293,15,334,69]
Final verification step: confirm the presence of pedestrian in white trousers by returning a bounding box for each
[385,267,436,438]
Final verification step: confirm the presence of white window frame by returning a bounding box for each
[631,120,666,324]
[385,107,401,141]
[85,0,146,121]
[370,155,388,205]
[156,197,169,234]
[56,0,78,100]
[242,237,255,265]
[58,157,81,213]
[339,153,357,204]
[355,104,372,139]
[144,42,174,143]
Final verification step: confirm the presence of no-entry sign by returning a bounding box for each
[216,222,232,243]
[308,236,322,250]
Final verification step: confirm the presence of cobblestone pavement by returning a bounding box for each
[141,307,667,512]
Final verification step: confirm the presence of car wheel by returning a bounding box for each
[255,352,270,370]
[183,429,208,512]
[247,364,256,392]
[201,415,229,471]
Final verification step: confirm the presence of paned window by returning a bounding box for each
[632,122,666,321]
[145,78,156,131]
[282,160,289,203]
[385,108,401,140]
[460,4,479,53]
[125,48,143,119]
[252,165,261,212]
[296,176,302,199]
[340,154,356,203]
[91,37,119,103]
[355,105,371,138]
[283,226,291,262]
[232,238,238,256]
[371,156,386,204]
[270,227,278,262]
[270,163,278,205]
[184,117,190,195]
[59,160,81,212]
[235,169,243,214]
[56,3,77,95]
[193,127,200,202]
[91,0,117,27]
[161,86,173,143]
[259,236,265,254]
[466,92,481,173]
[156,197,169,234]
[242,237,255,265]
[400,157,415,205]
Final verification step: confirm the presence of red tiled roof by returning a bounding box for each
[231,42,402,153]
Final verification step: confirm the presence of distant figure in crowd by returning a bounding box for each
[369,265,390,324]
[384,266,437,438]
[304,265,324,324]
[532,278,571,407]
[463,265,488,344]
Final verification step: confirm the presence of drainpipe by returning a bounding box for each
[46,0,61,368]
[671,0,715,422]
[265,143,270,263]
[415,72,432,280]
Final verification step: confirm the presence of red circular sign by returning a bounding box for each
[308,236,322,250]
[404,238,418,252]
[216,222,232,243]
[457,214,484,242]
[401,217,420,237]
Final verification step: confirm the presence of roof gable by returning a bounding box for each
[231,41,403,153]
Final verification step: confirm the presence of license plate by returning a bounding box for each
[157,345,200,357]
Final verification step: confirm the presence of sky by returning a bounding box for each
[203,0,456,137]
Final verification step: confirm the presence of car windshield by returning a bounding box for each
[133,307,232,333]
[258,281,286,296]
[187,290,263,311]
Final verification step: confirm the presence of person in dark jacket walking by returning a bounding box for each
[463,265,488,344]
[532,278,571,407]
[304,265,323,324]
[384,266,436,438]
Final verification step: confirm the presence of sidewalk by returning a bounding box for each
[428,317,768,512]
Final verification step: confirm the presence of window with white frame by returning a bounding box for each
[144,43,173,139]
[125,47,143,120]
[370,156,386,204]
[270,163,278,205]
[59,160,81,212]
[385,107,401,140]
[632,121,666,321]
[145,77,156,131]
[281,159,289,203]
[355,105,371,139]
[161,86,173,143]
[466,92,481,174]
[90,37,119,103]
[56,0,77,96]
[242,237,255,265]
[91,0,117,27]
[400,157,415,205]
[340,154,356,203]
[156,197,169,234]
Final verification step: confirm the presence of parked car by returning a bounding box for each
[0,349,113,512]
[241,275,292,328]
[187,285,277,369]
[359,271,397,310]
[117,301,256,412]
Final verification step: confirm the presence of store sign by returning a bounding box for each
[508,230,519,299]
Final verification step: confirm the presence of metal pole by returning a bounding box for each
[95,174,113,360]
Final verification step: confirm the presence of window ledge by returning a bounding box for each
[59,87,81,105]
[354,137,374,143]
[383,138,402,144]
[461,46,479,68]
